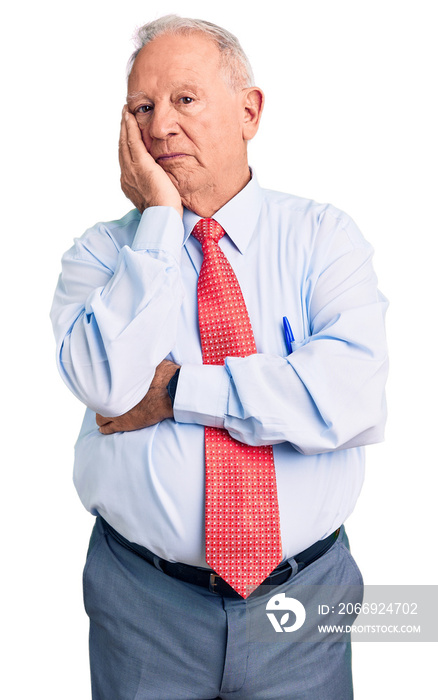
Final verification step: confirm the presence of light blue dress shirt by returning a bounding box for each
[51,174,388,567]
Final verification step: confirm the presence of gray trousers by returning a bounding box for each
[84,517,363,699]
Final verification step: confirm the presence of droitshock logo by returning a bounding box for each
[266,593,306,632]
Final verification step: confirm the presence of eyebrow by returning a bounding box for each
[127,82,203,103]
[127,91,149,102]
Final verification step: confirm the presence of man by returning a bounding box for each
[51,15,388,700]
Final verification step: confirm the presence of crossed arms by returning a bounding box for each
[51,110,388,453]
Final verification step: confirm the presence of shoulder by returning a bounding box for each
[63,209,141,266]
[260,186,351,227]
[82,209,141,248]
[259,187,370,251]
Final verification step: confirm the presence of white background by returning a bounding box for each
[2,0,437,697]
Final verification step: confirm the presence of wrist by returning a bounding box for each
[166,368,181,406]
[173,364,228,428]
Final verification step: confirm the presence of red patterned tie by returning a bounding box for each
[192,218,282,599]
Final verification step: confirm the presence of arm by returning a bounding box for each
[96,359,179,434]
[174,212,389,455]
[50,109,184,416]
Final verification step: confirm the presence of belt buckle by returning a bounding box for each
[209,572,220,594]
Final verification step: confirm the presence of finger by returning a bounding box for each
[95,413,115,428]
[118,106,131,166]
[124,111,153,165]
[99,423,116,435]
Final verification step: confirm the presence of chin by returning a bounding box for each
[169,171,205,198]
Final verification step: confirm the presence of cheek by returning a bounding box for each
[134,119,151,148]
[212,119,244,161]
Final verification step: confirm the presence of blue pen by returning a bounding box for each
[282,316,295,354]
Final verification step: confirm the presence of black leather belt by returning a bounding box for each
[100,517,340,598]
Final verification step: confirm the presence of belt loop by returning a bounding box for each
[209,573,219,593]
[153,555,165,573]
[288,558,299,578]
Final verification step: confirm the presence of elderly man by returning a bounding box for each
[51,15,388,700]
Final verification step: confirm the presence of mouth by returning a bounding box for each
[155,153,188,163]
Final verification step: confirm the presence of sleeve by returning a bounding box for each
[50,206,185,416]
[174,211,389,455]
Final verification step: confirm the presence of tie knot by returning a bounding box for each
[192,218,225,246]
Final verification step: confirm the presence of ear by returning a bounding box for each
[241,87,264,141]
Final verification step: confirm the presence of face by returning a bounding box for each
[127,32,262,211]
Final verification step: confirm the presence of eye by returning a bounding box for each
[135,104,153,114]
[180,96,194,105]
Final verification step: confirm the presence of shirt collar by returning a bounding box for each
[182,170,263,254]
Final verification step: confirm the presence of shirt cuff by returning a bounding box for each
[131,206,184,260]
[173,364,229,428]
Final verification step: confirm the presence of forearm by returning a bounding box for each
[174,344,387,454]
[174,230,389,454]
[96,359,179,433]
[51,206,184,415]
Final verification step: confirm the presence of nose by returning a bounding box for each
[148,103,179,140]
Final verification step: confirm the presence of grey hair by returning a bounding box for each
[126,14,255,91]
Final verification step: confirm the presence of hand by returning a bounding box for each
[119,106,183,217]
[96,360,180,434]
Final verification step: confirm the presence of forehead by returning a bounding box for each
[128,32,223,92]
